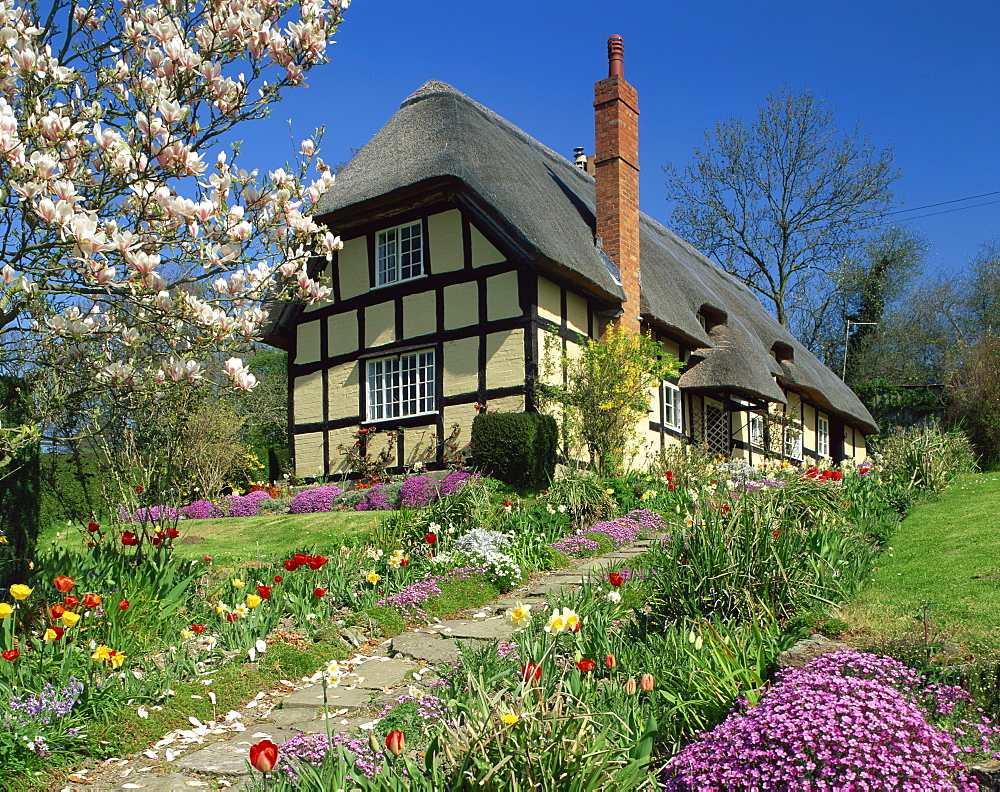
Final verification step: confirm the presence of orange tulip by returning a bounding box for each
[50,603,66,620]
[640,673,654,692]
[385,730,405,756]
[53,575,75,593]
[82,592,102,609]
[63,595,79,610]
[249,739,279,772]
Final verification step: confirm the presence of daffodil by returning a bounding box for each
[231,578,245,589]
[366,570,381,584]
[180,629,194,640]
[505,602,532,629]
[543,607,579,634]
[91,645,112,661]
[323,660,342,686]
[108,650,125,669]
[9,584,32,601]
[234,604,249,617]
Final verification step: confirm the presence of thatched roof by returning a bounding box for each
[310,81,877,434]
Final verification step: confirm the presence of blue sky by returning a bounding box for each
[240,0,1000,278]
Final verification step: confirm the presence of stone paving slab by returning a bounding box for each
[520,583,576,597]
[348,657,416,689]
[425,618,515,641]
[112,771,215,790]
[290,714,373,735]
[172,726,289,777]
[279,683,372,710]
[391,631,461,664]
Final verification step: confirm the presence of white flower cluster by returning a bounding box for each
[452,528,513,556]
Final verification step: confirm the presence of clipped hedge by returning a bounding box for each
[470,412,557,490]
[0,378,40,585]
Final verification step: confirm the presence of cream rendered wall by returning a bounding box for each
[296,320,321,364]
[364,301,395,348]
[293,372,323,424]
[403,291,436,338]
[485,329,524,389]
[338,236,369,300]
[427,210,464,273]
[471,224,504,267]
[444,282,479,330]
[402,426,439,469]
[802,404,817,454]
[565,292,589,336]
[487,271,520,321]
[443,404,480,452]
[294,432,324,478]
[443,337,479,395]
[328,312,358,357]
[327,427,357,474]
[536,328,563,386]
[537,277,561,324]
[326,363,359,421]
[854,432,867,460]
[844,428,855,460]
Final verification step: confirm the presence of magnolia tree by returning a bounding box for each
[0,0,349,465]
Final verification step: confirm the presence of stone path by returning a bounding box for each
[61,536,661,791]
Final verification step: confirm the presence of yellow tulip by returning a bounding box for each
[9,584,32,601]
[43,628,59,643]
[246,594,262,609]
[61,611,81,627]
[0,603,13,618]
[109,650,125,669]
[91,645,112,661]
[231,578,245,589]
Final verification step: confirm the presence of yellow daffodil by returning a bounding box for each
[61,610,81,627]
[246,594,262,609]
[641,490,657,501]
[0,603,13,618]
[544,607,579,635]
[604,488,615,495]
[684,514,695,528]
[0,535,8,545]
[366,570,381,584]
[231,578,245,589]
[388,555,404,568]
[501,713,519,725]
[505,602,532,629]
[9,584,32,601]
[91,645,112,661]
[180,629,194,640]
[108,650,125,669]
[215,603,227,615]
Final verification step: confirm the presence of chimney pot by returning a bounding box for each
[573,146,587,169]
[607,34,624,78]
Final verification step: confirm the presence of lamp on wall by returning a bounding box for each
[842,320,878,381]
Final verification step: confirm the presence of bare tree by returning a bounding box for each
[664,86,900,330]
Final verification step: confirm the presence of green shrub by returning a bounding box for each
[470,412,557,490]
[39,452,107,527]
[871,423,978,493]
[0,378,40,586]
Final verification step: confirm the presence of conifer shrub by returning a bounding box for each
[469,412,557,490]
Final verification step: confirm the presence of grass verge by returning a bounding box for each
[841,471,1000,653]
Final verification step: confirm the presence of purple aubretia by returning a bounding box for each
[225,489,273,517]
[400,476,440,508]
[355,484,392,511]
[586,509,664,547]
[289,485,344,514]
[660,651,979,791]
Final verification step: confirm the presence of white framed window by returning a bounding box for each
[663,382,683,431]
[365,349,436,422]
[784,422,803,461]
[750,414,765,447]
[817,415,830,458]
[376,221,424,287]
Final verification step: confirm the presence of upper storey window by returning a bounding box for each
[376,221,424,286]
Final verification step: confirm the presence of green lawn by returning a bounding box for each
[40,511,383,563]
[842,471,1000,649]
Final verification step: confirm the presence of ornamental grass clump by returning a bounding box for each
[660,651,979,791]
[288,485,344,514]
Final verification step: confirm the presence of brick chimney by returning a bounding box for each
[594,34,640,333]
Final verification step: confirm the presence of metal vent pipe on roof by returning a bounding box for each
[573,147,587,169]
[607,34,624,78]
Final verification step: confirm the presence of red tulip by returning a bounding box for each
[134,485,143,493]
[293,553,310,565]
[399,558,409,567]
[257,585,272,599]
[167,528,180,539]
[63,595,80,610]
[87,541,95,548]
[191,624,206,633]
[314,588,326,598]
[53,575,75,593]
[1,649,18,661]
[249,739,279,772]
[87,522,100,532]
[50,604,66,619]
[273,576,283,583]
[605,653,616,670]
[665,471,673,480]
[385,730,405,756]
[226,613,238,622]
[121,531,138,546]
[283,559,299,572]
[667,484,676,490]
[425,533,437,545]
[608,572,624,587]
[831,470,844,481]
[204,556,213,563]
[576,658,595,673]
[520,663,543,683]
[119,599,130,611]
[82,592,101,609]
[307,555,328,570]
[151,537,161,546]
